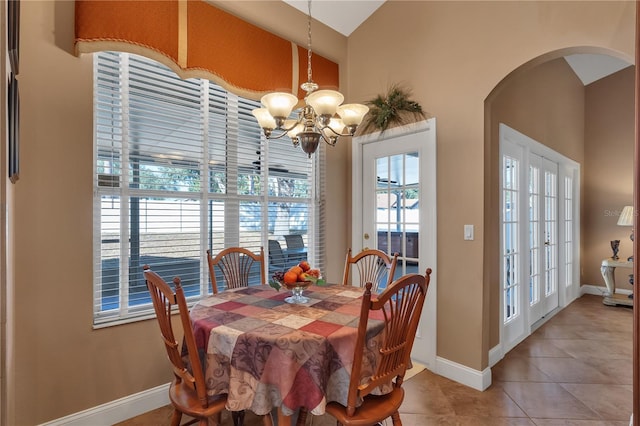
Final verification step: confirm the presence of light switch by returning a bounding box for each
[464,224,474,241]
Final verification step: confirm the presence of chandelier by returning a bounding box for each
[251,0,369,157]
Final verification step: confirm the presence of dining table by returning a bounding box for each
[188,283,391,425]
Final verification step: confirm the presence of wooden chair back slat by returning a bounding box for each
[206,246,266,294]
[342,248,399,292]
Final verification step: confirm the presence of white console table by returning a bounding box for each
[600,258,633,307]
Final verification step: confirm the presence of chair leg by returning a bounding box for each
[205,412,222,426]
[170,409,182,426]
[390,411,402,425]
[232,410,245,426]
[296,408,308,426]
[262,412,274,426]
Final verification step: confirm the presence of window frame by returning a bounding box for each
[92,51,323,327]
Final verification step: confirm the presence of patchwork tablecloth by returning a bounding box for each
[189,284,389,416]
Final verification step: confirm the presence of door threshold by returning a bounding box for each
[531,307,561,333]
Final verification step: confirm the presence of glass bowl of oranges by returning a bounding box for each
[270,261,322,304]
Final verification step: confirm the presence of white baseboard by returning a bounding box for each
[488,344,503,368]
[39,383,170,426]
[581,284,607,296]
[435,356,491,391]
[581,284,632,297]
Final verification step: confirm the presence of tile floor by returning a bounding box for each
[117,294,633,425]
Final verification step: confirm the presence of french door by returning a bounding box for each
[353,119,437,369]
[500,124,579,353]
[528,154,560,323]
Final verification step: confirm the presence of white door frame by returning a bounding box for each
[352,119,437,370]
[499,124,580,354]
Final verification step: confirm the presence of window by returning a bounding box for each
[93,51,322,326]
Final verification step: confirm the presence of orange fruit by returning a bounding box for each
[289,266,303,276]
[284,271,298,284]
[298,272,309,282]
[299,261,311,272]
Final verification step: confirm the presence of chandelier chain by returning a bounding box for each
[251,0,369,156]
[306,0,313,83]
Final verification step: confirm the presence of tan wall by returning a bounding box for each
[489,58,586,162]
[9,1,348,425]
[583,67,636,289]
[14,2,168,423]
[347,0,634,370]
[6,0,637,424]
[486,57,586,348]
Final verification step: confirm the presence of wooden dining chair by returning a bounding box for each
[324,268,432,426]
[206,246,266,294]
[342,248,399,293]
[143,265,228,426]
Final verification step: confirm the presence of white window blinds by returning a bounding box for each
[93,51,323,326]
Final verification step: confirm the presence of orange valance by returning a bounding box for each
[74,0,339,101]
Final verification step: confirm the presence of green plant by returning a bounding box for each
[361,84,426,134]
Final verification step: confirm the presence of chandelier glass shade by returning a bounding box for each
[251,1,369,156]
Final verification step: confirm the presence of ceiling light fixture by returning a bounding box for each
[252,0,369,157]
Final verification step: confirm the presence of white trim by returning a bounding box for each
[488,344,504,368]
[581,283,632,297]
[353,120,432,145]
[581,284,607,296]
[501,125,580,169]
[435,356,492,391]
[39,383,170,426]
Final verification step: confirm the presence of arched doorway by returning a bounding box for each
[484,48,634,362]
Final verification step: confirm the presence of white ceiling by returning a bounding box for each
[564,54,631,85]
[282,1,632,86]
[283,0,385,37]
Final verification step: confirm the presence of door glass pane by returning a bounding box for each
[529,165,540,305]
[375,152,419,285]
[563,176,573,287]
[502,156,520,322]
[544,170,558,296]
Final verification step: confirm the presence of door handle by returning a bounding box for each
[364,233,370,240]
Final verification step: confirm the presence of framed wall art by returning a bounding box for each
[8,73,19,183]
[7,0,20,183]
[8,0,19,74]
